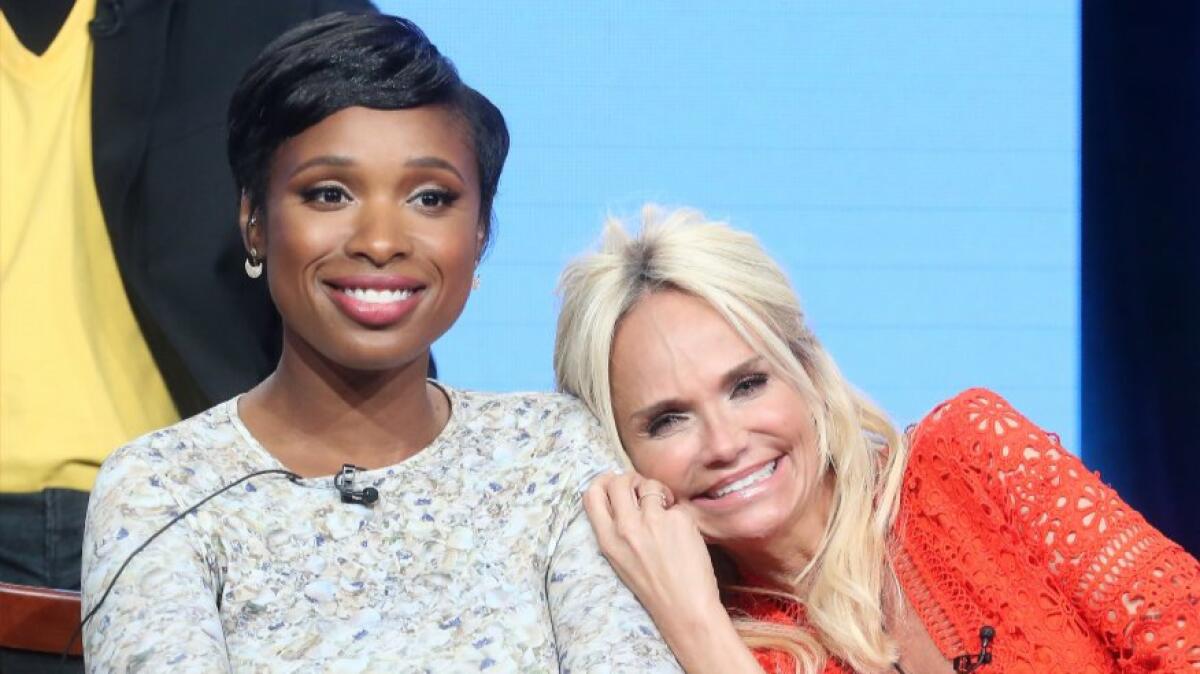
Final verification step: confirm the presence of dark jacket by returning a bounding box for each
[89,0,375,417]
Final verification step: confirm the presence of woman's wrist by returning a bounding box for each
[662,604,761,674]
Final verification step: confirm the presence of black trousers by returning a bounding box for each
[0,489,89,674]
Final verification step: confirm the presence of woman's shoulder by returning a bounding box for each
[909,387,1042,446]
[443,386,613,466]
[905,387,1067,483]
[446,386,599,434]
[448,386,591,415]
[96,398,249,496]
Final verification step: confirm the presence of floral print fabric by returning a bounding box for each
[82,386,683,673]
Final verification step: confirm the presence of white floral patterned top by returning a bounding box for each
[82,386,682,674]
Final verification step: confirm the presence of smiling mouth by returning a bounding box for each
[337,287,417,303]
[324,280,425,327]
[702,458,780,499]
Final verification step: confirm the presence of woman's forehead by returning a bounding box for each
[611,292,756,398]
[272,106,478,183]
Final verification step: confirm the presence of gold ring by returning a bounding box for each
[637,492,668,507]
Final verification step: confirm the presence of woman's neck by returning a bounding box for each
[725,471,837,591]
[241,334,447,477]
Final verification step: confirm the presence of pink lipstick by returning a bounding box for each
[324,275,425,328]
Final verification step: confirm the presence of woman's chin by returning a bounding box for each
[697,505,794,551]
[304,339,431,376]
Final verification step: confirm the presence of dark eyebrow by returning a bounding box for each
[721,356,767,391]
[289,154,353,178]
[288,155,465,182]
[628,355,767,423]
[404,156,465,182]
[630,397,686,427]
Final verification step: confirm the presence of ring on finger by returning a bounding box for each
[638,486,667,503]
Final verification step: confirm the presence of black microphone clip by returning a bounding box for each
[334,464,379,506]
[952,625,995,673]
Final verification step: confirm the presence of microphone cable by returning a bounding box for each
[63,468,301,660]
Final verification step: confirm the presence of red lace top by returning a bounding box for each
[731,389,1200,673]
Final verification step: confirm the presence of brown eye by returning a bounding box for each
[408,188,459,212]
[301,185,350,205]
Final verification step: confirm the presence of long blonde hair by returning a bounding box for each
[554,206,910,673]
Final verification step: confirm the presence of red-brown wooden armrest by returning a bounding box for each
[0,581,84,656]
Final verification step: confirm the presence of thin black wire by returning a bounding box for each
[63,468,301,660]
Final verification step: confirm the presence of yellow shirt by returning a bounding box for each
[1,0,178,492]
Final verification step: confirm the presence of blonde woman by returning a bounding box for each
[553,206,1200,674]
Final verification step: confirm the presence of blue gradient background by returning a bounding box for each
[379,1,1081,451]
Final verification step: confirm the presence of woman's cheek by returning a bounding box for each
[646,444,697,498]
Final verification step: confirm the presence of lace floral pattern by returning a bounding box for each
[730,388,1200,673]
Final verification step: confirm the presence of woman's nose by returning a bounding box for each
[345,201,414,265]
[701,408,748,466]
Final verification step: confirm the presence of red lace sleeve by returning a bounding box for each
[752,648,792,674]
[914,388,1200,671]
[728,592,803,674]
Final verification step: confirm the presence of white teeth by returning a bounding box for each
[710,459,778,498]
[342,288,414,304]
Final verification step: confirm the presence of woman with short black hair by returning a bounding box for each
[81,14,682,672]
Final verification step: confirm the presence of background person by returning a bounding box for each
[82,15,681,672]
[0,1,371,670]
[554,207,1200,674]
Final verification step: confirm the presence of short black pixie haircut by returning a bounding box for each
[227,12,509,254]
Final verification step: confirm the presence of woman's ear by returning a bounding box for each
[239,192,264,255]
[474,225,486,262]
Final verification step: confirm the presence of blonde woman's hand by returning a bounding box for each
[584,471,751,673]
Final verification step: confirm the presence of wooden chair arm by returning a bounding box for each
[0,581,84,656]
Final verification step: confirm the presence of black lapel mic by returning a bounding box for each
[334,464,379,506]
[952,625,995,673]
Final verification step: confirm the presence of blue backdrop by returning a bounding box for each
[381,1,1081,450]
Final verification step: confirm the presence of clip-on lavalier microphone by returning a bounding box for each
[952,625,995,673]
[334,463,379,506]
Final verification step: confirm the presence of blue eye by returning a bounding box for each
[646,413,685,438]
[732,373,768,398]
